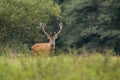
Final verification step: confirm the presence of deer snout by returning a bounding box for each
[51,44,55,48]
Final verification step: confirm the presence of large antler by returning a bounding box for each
[54,22,63,36]
[40,23,50,37]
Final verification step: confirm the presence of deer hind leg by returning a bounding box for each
[32,50,37,57]
[34,52,39,57]
[31,48,39,57]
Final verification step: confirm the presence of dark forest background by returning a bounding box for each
[0,0,120,55]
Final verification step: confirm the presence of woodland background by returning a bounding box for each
[0,0,120,55]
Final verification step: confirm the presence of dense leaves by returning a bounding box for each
[0,0,61,43]
[0,0,120,54]
[61,0,120,54]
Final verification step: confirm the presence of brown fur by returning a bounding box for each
[31,43,54,56]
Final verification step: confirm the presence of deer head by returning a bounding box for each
[41,22,62,48]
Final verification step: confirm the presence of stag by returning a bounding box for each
[31,22,62,56]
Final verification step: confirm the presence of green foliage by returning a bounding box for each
[0,0,61,25]
[0,0,120,54]
[0,0,61,42]
[61,0,120,54]
[0,54,120,80]
[0,40,32,56]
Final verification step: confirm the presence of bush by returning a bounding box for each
[0,40,32,57]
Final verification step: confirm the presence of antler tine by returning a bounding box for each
[40,23,50,36]
[40,23,46,27]
[54,21,63,36]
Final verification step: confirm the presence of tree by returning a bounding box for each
[61,0,120,54]
[61,0,97,47]
[0,0,61,43]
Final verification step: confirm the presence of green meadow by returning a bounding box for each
[0,53,120,80]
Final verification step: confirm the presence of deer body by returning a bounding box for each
[32,43,54,56]
[31,22,62,56]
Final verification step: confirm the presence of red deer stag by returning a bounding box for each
[31,22,62,56]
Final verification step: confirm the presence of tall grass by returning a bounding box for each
[0,41,32,57]
[0,42,120,80]
[0,54,120,80]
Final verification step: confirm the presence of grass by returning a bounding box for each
[0,53,120,80]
